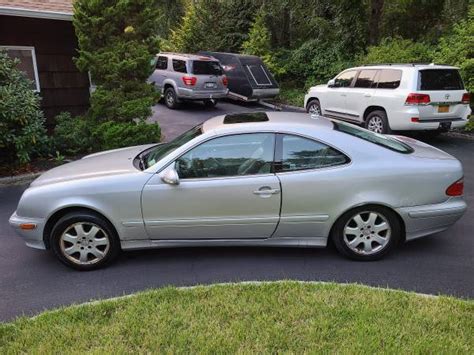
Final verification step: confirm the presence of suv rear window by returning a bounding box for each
[418,69,464,90]
[333,121,413,154]
[192,61,223,75]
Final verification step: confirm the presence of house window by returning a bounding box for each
[1,46,40,92]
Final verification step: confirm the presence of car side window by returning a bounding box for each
[278,134,349,172]
[176,133,275,179]
[376,69,402,89]
[354,70,378,88]
[334,70,357,88]
[156,56,168,70]
[172,59,187,73]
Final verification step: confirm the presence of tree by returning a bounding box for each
[0,51,49,164]
[434,4,474,91]
[73,0,161,122]
[242,8,283,76]
[361,37,434,64]
[368,0,384,45]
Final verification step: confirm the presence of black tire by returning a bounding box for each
[331,205,402,261]
[203,99,218,108]
[50,211,121,271]
[164,87,179,109]
[306,99,322,116]
[365,110,390,134]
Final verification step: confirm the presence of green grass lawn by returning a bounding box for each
[1,282,473,353]
[276,84,306,108]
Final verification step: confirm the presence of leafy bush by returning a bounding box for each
[0,51,49,164]
[361,37,434,65]
[73,0,161,122]
[93,121,161,151]
[434,4,474,92]
[53,112,96,155]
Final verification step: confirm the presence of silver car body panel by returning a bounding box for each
[9,113,466,252]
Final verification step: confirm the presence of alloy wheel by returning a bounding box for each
[166,91,174,106]
[367,116,384,133]
[308,103,321,116]
[59,222,110,265]
[343,211,391,255]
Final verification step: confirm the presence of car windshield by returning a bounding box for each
[333,121,413,154]
[192,61,223,75]
[142,124,203,169]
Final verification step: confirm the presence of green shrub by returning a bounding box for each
[0,50,49,164]
[93,121,161,151]
[53,112,96,155]
[434,4,474,92]
[360,37,434,65]
[73,0,161,122]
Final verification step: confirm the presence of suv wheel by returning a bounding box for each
[365,110,390,134]
[164,87,179,109]
[306,99,322,116]
[203,99,218,108]
[332,206,401,261]
[50,211,120,271]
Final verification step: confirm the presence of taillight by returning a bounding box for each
[222,75,228,86]
[405,93,430,105]
[182,76,197,86]
[446,178,464,196]
[461,93,471,104]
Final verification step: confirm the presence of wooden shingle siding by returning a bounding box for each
[0,14,90,123]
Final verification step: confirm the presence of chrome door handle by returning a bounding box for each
[253,189,280,195]
[341,94,347,97]
[364,93,372,97]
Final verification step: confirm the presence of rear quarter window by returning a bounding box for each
[172,59,187,73]
[333,121,413,154]
[418,69,464,90]
[376,69,402,89]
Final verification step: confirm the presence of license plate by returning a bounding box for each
[438,105,449,113]
[439,121,452,130]
[205,82,217,89]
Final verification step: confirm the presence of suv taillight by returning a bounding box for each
[461,93,471,104]
[405,93,431,105]
[182,76,197,86]
[222,75,228,86]
[446,178,464,196]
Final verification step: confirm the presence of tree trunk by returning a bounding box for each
[369,0,384,45]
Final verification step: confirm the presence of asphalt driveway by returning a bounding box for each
[0,101,473,322]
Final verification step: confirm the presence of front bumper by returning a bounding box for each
[9,211,46,249]
[177,87,229,100]
[396,198,467,241]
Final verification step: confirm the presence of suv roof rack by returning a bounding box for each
[361,63,450,67]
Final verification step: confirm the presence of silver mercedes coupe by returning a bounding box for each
[9,112,467,270]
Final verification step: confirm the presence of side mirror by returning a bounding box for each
[327,79,336,88]
[160,165,180,185]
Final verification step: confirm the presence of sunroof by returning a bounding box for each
[223,112,269,124]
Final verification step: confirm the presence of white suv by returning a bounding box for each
[304,64,471,134]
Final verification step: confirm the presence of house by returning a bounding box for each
[0,0,90,122]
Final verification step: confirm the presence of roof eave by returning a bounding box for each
[0,6,72,21]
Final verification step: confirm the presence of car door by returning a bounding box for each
[141,133,281,240]
[344,69,379,122]
[273,133,351,239]
[324,70,357,120]
[149,55,168,91]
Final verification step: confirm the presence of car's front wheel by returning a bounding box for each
[332,206,401,261]
[306,99,322,116]
[50,211,120,271]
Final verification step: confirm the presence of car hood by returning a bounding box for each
[31,144,157,187]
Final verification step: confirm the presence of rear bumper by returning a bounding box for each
[396,198,467,241]
[177,87,229,100]
[9,211,46,249]
[389,106,471,131]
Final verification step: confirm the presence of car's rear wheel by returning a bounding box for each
[306,99,322,116]
[332,206,401,261]
[203,99,218,108]
[365,110,390,134]
[50,211,120,271]
[164,87,179,109]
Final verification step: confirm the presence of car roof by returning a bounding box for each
[202,112,334,134]
[158,52,218,61]
[346,63,459,71]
